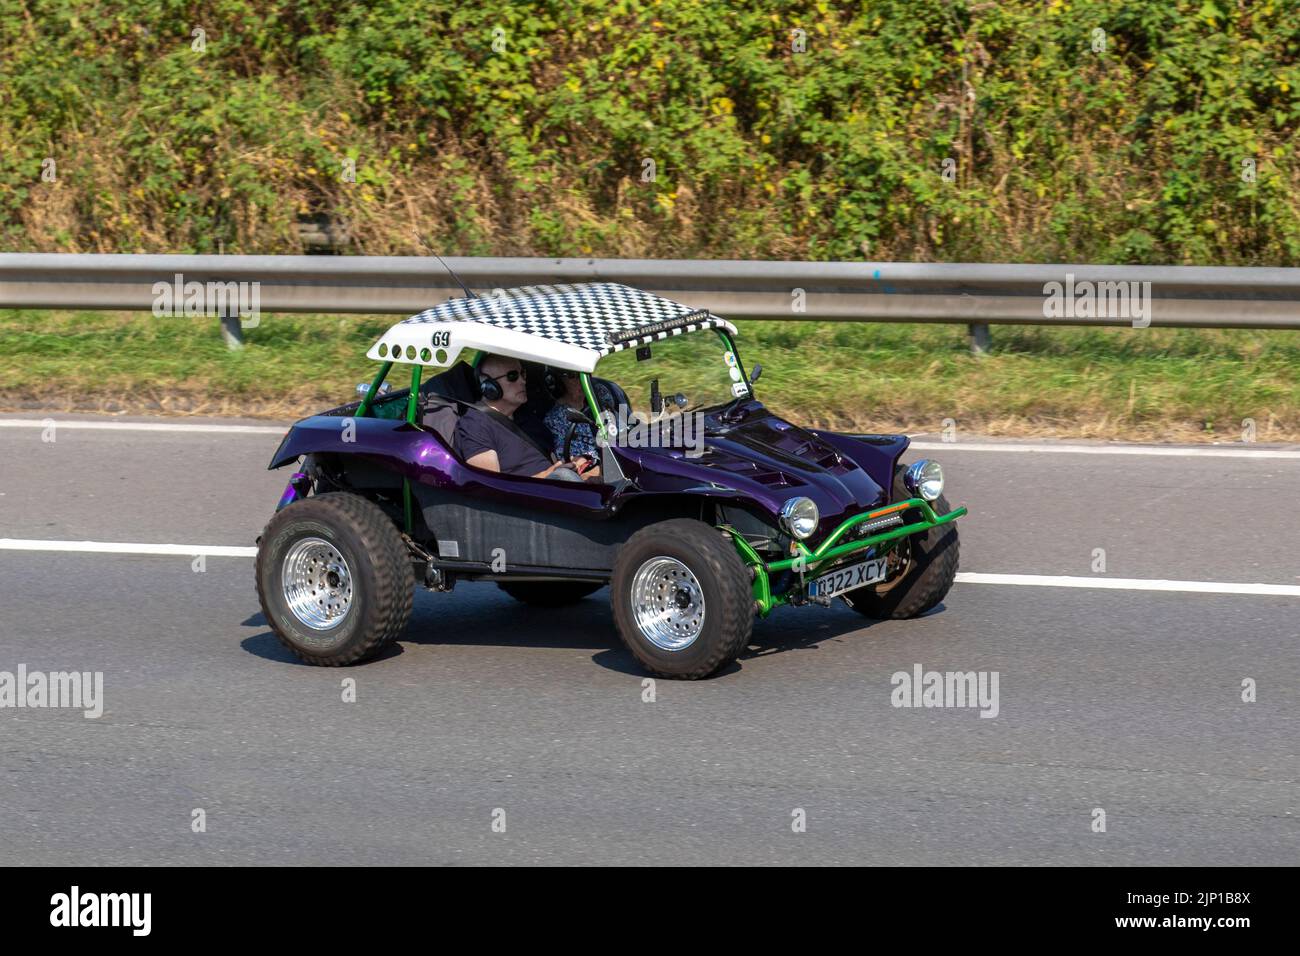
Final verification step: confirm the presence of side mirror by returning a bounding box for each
[749,364,763,384]
[673,393,688,408]
[565,406,594,426]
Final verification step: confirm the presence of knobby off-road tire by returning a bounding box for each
[842,465,960,620]
[256,492,414,666]
[497,581,604,606]
[611,519,753,679]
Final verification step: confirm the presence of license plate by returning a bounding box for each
[808,557,888,599]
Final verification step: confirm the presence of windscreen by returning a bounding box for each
[593,329,750,419]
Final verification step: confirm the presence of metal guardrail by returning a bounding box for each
[3,254,1299,346]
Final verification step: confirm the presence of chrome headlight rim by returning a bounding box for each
[903,459,945,502]
[779,496,820,540]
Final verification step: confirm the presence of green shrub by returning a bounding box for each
[1,1,1297,263]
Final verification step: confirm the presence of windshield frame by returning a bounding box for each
[580,327,753,441]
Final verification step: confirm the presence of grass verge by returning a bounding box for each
[2,310,1298,443]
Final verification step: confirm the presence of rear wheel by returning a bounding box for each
[497,581,603,606]
[256,492,414,665]
[611,519,753,679]
[842,466,959,620]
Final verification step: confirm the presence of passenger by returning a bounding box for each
[543,368,613,460]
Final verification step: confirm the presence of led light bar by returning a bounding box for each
[858,513,905,535]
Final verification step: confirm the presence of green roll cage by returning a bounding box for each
[349,330,966,606]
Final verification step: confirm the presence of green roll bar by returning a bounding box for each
[356,361,393,418]
[403,363,421,533]
[352,360,420,534]
[578,372,609,443]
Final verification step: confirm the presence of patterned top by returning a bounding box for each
[543,381,614,459]
[402,282,736,358]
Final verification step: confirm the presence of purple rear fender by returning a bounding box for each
[268,415,443,476]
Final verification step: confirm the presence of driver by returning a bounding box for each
[455,354,599,481]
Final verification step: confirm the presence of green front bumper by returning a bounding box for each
[722,498,967,616]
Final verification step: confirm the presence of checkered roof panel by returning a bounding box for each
[401,282,732,355]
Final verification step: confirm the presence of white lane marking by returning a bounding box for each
[909,440,1300,459]
[0,539,256,557]
[955,572,1300,596]
[2,539,1298,596]
[0,419,284,435]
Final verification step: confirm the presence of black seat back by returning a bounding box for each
[593,376,631,417]
[419,362,480,444]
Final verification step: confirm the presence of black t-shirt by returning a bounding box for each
[454,406,554,477]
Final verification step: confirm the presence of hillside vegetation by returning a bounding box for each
[2,0,1297,263]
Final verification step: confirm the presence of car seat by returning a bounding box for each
[418,361,480,444]
[593,376,632,419]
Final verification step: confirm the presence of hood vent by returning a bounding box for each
[695,452,793,487]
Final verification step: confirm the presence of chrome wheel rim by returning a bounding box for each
[281,537,353,630]
[630,556,706,651]
[872,538,912,595]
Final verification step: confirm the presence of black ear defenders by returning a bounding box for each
[476,355,530,402]
[478,371,502,402]
[542,366,568,400]
[473,353,503,402]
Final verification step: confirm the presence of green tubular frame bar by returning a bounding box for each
[356,361,393,418]
[353,359,418,534]
[579,372,612,445]
[403,363,421,534]
[723,498,968,616]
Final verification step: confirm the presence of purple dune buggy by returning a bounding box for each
[256,283,966,679]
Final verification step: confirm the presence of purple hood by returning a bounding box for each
[614,404,907,539]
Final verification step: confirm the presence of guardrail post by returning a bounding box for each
[968,322,991,354]
[219,307,244,350]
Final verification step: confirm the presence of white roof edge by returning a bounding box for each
[367,321,599,373]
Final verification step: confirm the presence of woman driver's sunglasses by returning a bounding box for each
[487,369,526,383]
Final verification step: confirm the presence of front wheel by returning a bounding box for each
[611,519,753,679]
[256,492,414,665]
[842,466,959,620]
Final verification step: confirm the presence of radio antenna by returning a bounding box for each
[434,254,479,299]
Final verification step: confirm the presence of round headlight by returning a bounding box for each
[904,459,944,501]
[779,496,819,539]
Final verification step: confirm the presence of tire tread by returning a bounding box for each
[256,492,414,666]
[612,519,753,680]
[842,467,960,620]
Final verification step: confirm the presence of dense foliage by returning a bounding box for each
[2,0,1297,263]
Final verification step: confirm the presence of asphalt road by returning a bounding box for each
[0,414,1296,865]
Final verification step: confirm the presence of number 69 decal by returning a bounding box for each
[430,330,451,348]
